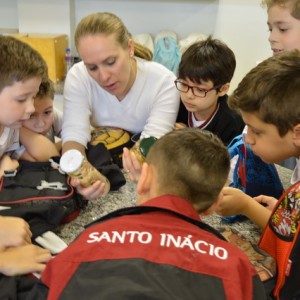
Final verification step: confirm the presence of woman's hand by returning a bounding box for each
[71,178,108,200]
[122,147,142,183]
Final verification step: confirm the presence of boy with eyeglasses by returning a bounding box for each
[175,36,244,145]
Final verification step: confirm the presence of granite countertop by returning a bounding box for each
[56,173,137,245]
[56,165,293,246]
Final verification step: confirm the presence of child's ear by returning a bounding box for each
[136,163,152,197]
[292,124,300,146]
[217,83,230,96]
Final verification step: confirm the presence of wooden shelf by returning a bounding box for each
[11,34,68,83]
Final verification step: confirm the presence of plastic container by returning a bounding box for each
[130,136,157,164]
[60,149,110,196]
[64,48,74,75]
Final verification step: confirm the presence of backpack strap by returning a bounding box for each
[259,181,300,299]
[228,134,247,192]
[86,205,226,241]
[227,134,244,158]
[238,137,247,189]
[228,134,284,199]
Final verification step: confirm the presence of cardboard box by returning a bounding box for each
[12,34,68,83]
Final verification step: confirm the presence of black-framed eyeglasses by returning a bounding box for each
[174,80,220,98]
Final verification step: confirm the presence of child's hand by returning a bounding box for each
[0,244,51,276]
[216,187,253,217]
[174,122,187,130]
[0,216,32,250]
[217,187,272,229]
[0,155,19,178]
[254,195,277,212]
[71,178,107,200]
[122,147,142,183]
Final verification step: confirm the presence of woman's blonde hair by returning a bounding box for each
[75,12,152,61]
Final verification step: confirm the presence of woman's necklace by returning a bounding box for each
[118,58,137,101]
[129,57,137,86]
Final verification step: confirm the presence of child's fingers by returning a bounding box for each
[254,195,264,203]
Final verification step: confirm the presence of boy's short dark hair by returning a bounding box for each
[36,79,55,100]
[0,35,48,93]
[261,0,300,19]
[229,50,300,137]
[177,36,236,87]
[146,128,230,212]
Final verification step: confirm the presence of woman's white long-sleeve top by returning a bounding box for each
[61,57,180,147]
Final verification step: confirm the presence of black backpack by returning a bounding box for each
[0,157,86,223]
[0,144,126,227]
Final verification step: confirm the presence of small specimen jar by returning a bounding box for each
[60,149,110,196]
[130,136,157,164]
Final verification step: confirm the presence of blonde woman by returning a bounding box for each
[62,12,180,200]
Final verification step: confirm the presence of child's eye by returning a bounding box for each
[44,110,53,116]
[279,28,288,33]
[17,98,27,103]
[251,129,261,136]
[195,87,206,93]
[179,82,189,88]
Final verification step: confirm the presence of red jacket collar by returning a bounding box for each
[141,194,201,221]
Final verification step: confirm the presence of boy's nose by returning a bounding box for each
[26,101,35,116]
[36,117,46,128]
[245,133,254,145]
[268,30,277,45]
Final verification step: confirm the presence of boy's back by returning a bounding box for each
[29,129,265,300]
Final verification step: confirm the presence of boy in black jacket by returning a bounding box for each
[175,36,244,145]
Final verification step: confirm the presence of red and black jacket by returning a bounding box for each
[31,195,265,300]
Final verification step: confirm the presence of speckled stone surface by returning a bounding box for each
[55,173,137,245]
[55,165,293,246]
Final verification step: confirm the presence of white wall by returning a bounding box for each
[75,0,219,39]
[214,0,271,92]
[17,0,75,49]
[0,0,18,30]
[0,0,272,91]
